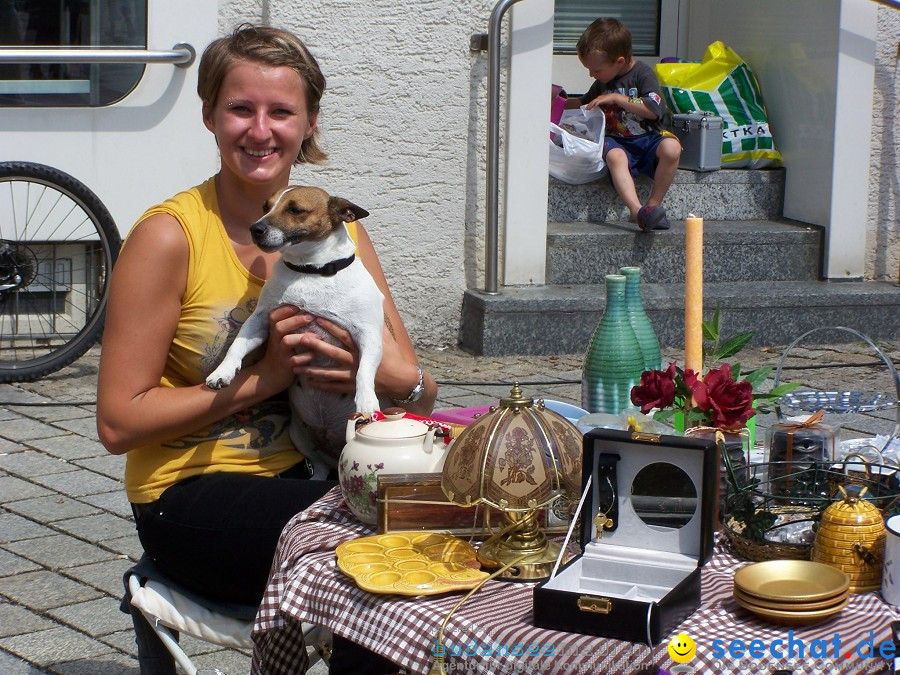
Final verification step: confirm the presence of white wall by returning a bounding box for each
[686,0,878,279]
[867,6,899,282]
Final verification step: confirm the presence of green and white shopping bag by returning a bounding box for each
[656,41,783,169]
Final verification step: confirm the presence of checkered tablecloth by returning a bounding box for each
[252,488,898,674]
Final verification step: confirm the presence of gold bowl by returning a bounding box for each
[734,560,849,602]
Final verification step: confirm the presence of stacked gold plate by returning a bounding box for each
[733,560,850,626]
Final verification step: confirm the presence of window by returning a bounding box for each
[0,0,147,107]
[552,0,682,94]
[553,0,662,56]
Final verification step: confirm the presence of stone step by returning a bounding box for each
[459,280,900,356]
[548,168,784,223]
[546,219,821,285]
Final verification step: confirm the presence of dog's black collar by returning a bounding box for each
[282,254,355,277]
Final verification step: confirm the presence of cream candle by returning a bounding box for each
[685,214,704,374]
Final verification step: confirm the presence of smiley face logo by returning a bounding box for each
[668,633,696,663]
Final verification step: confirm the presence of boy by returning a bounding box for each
[566,18,681,232]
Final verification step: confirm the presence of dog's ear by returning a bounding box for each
[329,197,369,224]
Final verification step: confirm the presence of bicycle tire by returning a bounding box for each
[0,161,122,382]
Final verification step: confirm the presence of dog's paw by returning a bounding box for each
[355,390,380,417]
[206,366,238,389]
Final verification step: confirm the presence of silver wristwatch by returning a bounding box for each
[393,366,425,404]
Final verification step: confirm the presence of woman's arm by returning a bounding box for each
[96,214,311,454]
[290,222,438,416]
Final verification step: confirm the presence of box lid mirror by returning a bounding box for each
[581,429,717,565]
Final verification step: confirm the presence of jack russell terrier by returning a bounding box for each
[206,185,384,475]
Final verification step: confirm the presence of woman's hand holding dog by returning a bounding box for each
[290,315,422,406]
[258,305,320,392]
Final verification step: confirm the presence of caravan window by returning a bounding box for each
[0,0,147,107]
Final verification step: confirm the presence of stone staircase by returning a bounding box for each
[459,169,899,356]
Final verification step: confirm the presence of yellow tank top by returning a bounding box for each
[124,178,359,503]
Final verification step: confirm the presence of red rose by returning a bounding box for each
[693,363,755,428]
[630,362,677,414]
[682,369,701,391]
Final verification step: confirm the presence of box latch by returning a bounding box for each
[577,595,612,614]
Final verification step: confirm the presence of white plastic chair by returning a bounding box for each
[124,557,330,674]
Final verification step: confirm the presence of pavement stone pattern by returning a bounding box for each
[1,339,897,674]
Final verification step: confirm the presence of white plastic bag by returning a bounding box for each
[548,107,606,184]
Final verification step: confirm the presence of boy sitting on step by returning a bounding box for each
[566,18,681,232]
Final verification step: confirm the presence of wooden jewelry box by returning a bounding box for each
[533,428,717,646]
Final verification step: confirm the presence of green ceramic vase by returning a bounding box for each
[620,266,662,372]
[581,274,646,414]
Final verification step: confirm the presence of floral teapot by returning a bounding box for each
[338,410,449,525]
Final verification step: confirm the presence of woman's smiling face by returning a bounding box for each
[202,60,317,187]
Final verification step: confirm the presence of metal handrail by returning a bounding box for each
[0,43,196,68]
[484,0,525,294]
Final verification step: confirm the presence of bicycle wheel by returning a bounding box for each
[0,161,121,382]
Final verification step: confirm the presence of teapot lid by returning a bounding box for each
[357,411,430,439]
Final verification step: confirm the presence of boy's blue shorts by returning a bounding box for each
[602,134,667,179]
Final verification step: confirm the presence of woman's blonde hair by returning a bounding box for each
[198,24,327,164]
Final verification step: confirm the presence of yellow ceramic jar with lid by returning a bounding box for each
[811,486,886,593]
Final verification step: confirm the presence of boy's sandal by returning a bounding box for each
[637,205,671,232]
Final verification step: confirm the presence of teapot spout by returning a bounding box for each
[346,417,358,444]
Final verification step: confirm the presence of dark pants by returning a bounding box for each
[134,466,334,606]
[131,468,401,673]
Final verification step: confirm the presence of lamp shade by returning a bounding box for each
[441,384,582,512]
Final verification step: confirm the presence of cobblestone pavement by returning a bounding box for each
[1,338,897,674]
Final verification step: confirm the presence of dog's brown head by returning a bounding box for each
[250,185,369,252]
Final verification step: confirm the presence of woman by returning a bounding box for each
[97,24,434,673]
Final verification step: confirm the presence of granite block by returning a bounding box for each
[0,570,101,610]
[54,513,135,543]
[0,626,112,663]
[0,450,76,477]
[0,475,53,502]
[27,434,107,461]
[0,438,23,453]
[77,491,132,520]
[4,533,117,570]
[0,649,38,674]
[0,548,41,577]
[50,654,141,675]
[47,597,133,637]
[73,454,125,481]
[4,496,100,523]
[65,558,135,597]
[96,630,138,658]
[29,469,121,497]
[52,417,101,438]
[101,535,143,561]
[0,602,57,637]
[191,649,251,675]
[0,512,55,544]
[0,418,67,443]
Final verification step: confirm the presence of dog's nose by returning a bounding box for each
[249,221,267,239]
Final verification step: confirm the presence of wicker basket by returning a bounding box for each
[722,459,900,562]
[723,505,815,561]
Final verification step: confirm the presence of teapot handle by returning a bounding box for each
[346,412,369,443]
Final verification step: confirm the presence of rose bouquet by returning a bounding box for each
[630,308,799,430]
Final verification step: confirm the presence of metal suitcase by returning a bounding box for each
[672,112,723,171]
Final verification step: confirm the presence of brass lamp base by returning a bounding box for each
[478,538,571,581]
[477,510,573,581]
